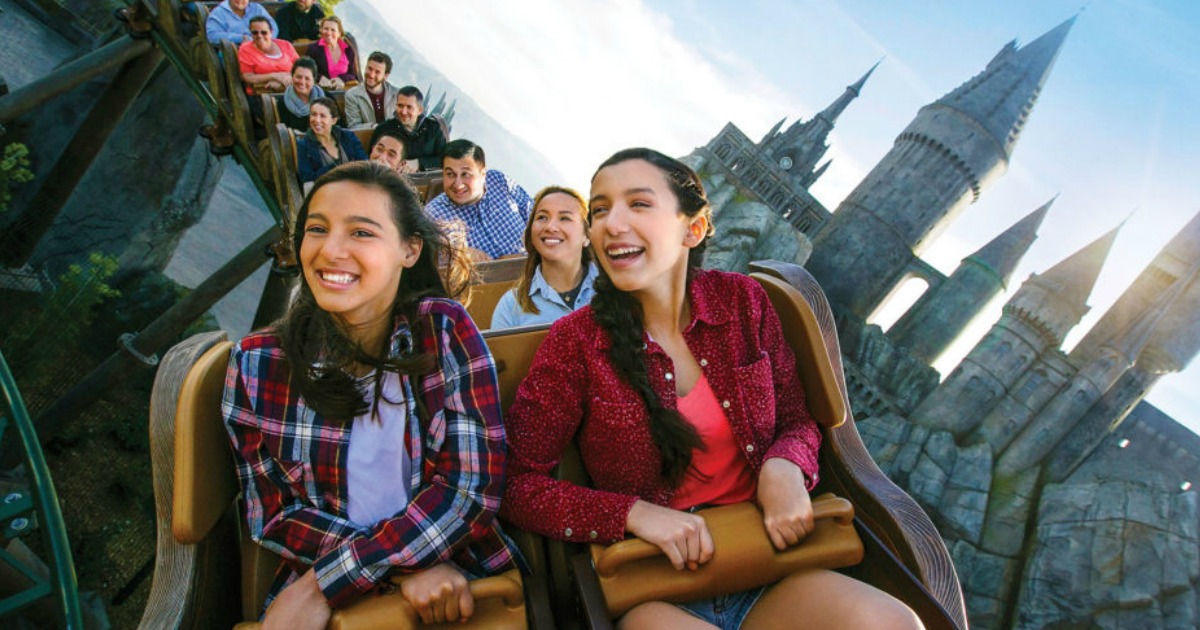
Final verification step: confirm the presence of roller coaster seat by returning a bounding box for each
[483,262,967,629]
[141,339,533,628]
[140,261,965,630]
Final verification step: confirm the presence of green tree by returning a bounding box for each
[2,252,121,388]
[318,0,345,14]
[1,142,34,213]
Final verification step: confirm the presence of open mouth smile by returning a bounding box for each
[317,270,358,286]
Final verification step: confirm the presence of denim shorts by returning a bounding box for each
[677,586,766,630]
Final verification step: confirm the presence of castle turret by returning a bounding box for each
[994,253,1195,477]
[807,18,1075,318]
[965,225,1119,448]
[888,199,1051,363]
[1046,215,1200,480]
[910,224,1115,438]
[760,62,878,189]
[1071,210,1200,364]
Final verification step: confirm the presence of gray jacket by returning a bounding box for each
[343,82,400,129]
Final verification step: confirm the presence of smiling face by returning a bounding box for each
[300,181,422,338]
[249,19,273,50]
[291,66,314,98]
[320,18,342,42]
[370,135,405,172]
[364,60,389,90]
[395,94,423,129]
[442,155,486,206]
[308,102,336,136]
[230,0,249,14]
[588,159,706,298]
[530,192,588,266]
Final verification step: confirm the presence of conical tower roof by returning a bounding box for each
[1161,209,1200,266]
[1034,221,1119,310]
[1105,256,1200,365]
[937,16,1075,158]
[815,60,879,126]
[965,197,1053,289]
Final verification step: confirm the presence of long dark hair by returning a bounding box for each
[588,148,715,485]
[277,161,473,420]
[515,186,592,314]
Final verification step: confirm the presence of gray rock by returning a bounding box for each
[704,198,812,274]
[981,467,1040,556]
[1014,480,1199,629]
[951,541,1015,630]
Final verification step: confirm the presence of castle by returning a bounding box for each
[689,15,1200,629]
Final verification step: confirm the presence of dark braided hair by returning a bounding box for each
[588,148,715,485]
[277,161,473,421]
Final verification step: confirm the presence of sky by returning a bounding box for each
[365,0,1200,433]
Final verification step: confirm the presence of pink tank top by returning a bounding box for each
[668,374,757,510]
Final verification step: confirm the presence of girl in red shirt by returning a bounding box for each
[502,148,922,629]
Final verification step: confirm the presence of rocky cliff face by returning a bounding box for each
[860,411,1200,629]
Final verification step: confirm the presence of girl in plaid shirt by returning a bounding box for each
[223,161,520,628]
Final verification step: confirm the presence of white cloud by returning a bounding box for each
[367,0,793,189]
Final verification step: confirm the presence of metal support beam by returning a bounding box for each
[6,226,280,462]
[0,46,163,267]
[0,37,153,124]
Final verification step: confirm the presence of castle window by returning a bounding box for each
[1014,370,1045,402]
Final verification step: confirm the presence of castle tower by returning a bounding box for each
[888,199,1051,363]
[693,66,876,234]
[1070,210,1200,363]
[1047,212,1200,480]
[910,224,1116,438]
[807,18,1075,318]
[994,254,1196,477]
[964,225,1119,449]
[759,62,879,189]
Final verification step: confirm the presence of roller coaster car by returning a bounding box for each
[138,262,966,629]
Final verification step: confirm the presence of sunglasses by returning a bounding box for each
[251,29,270,35]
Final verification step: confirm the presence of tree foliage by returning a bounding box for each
[318,0,345,14]
[1,142,34,213]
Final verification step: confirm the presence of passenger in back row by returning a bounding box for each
[491,186,598,329]
[278,58,325,132]
[238,16,299,95]
[307,15,358,91]
[424,140,532,261]
[343,52,399,129]
[368,86,447,173]
[296,97,368,188]
[368,128,406,173]
[275,0,325,41]
[206,0,275,46]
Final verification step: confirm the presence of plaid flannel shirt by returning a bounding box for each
[425,169,533,259]
[222,298,520,611]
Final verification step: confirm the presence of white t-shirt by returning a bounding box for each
[347,372,414,527]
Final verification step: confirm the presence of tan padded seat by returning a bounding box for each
[148,336,532,629]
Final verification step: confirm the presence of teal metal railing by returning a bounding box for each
[0,352,84,628]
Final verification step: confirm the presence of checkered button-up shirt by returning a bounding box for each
[425,169,533,259]
[222,298,520,611]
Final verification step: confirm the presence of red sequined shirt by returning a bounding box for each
[500,270,821,544]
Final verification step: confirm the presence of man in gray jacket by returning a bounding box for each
[343,51,399,129]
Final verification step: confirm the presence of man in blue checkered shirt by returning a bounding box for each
[425,139,533,261]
